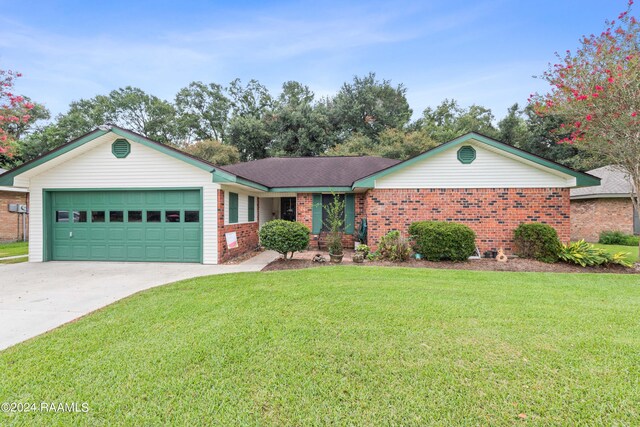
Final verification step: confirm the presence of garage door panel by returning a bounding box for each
[127,228,144,241]
[90,246,107,258]
[145,228,163,241]
[183,246,200,260]
[164,229,182,242]
[108,228,125,240]
[51,190,202,263]
[89,228,107,241]
[72,228,89,240]
[72,245,89,259]
[184,229,200,241]
[164,246,183,260]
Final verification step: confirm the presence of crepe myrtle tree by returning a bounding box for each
[0,70,35,156]
[531,1,640,254]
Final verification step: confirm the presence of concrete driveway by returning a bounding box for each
[0,251,278,351]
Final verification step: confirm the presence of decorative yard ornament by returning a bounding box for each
[496,248,508,263]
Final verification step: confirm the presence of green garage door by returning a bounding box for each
[50,189,202,262]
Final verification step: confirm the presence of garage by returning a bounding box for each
[47,189,202,262]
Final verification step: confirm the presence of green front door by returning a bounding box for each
[50,189,202,262]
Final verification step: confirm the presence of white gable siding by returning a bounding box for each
[21,134,220,264]
[375,142,576,189]
[224,188,258,225]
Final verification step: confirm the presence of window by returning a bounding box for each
[91,211,105,222]
[56,210,69,223]
[166,210,181,223]
[147,211,161,222]
[185,211,200,223]
[248,196,255,222]
[228,192,238,224]
[73,211,87,223]
[128,211,142,222]
[312,193,355,234]
[109,211,124,222]
[321,194,345,232]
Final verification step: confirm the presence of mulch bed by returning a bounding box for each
[223,249,264,265]
[262,256,640,274]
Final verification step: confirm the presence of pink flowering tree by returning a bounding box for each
[0,69,35,156]
[532,1,640,251]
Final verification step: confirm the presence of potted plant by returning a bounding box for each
[352,244,369,263]
[323,193,346,263]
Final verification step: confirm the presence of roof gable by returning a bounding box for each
[0,126,218,187]
[353,132,601,189]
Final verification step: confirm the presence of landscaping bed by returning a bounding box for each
[263,252,639,274]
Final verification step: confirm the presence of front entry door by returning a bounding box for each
[280,197,296,221]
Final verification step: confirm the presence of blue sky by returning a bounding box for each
[0,0,626,121]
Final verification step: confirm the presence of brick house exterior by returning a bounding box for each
[571,198,634,242]
[364,188,570,253]
[0,129,600,264]
[570,166,638,242]
[0,190,28,242]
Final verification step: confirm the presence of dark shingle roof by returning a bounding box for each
[571,165,633,198]
[221,156,400,188]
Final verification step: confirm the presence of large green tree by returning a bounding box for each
[175,81,231,143]
[417,99,498,143]
[268,81,335,157]
[180,139,240,165]
[331,73,412,143]
[328,128,437,160]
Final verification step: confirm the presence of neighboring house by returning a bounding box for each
[0,167,29,242]
[0,126,599,264]
[570,165,639,242]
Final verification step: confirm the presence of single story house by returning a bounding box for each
[0,125,599,264]
[570,165,639,241]
[0,167,29,242]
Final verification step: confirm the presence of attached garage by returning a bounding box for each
[47,189,202,262]
[0,126,267,264]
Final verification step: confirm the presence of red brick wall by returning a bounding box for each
[571,198,634,242]
[0,191,28,242]
[296,193,366,250]
[364,188,570,254]
[217,190,259,263]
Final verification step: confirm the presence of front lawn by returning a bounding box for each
[1,267,639,425]
[0,241,28,258]
[593,242,639,264]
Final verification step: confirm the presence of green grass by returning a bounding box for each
[0,241,28,258]
[593,242,639,264]
[1,267,639,425]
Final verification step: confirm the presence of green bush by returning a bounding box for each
[259,220,310,260]
[558,240,632,268]
[513,223,562,263]
[599,230,639,246]
[377,231,411,262]
[408,221,476,262]
[355,244,370,256]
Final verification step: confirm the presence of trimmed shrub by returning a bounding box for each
[513,223,561,263]
[409,221,476,262]
[377,231,411,262]
[599,230,639,246]
[259,220,310,260]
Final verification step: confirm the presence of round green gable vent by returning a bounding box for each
[112,139,131,158]
[457,145,476,164]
